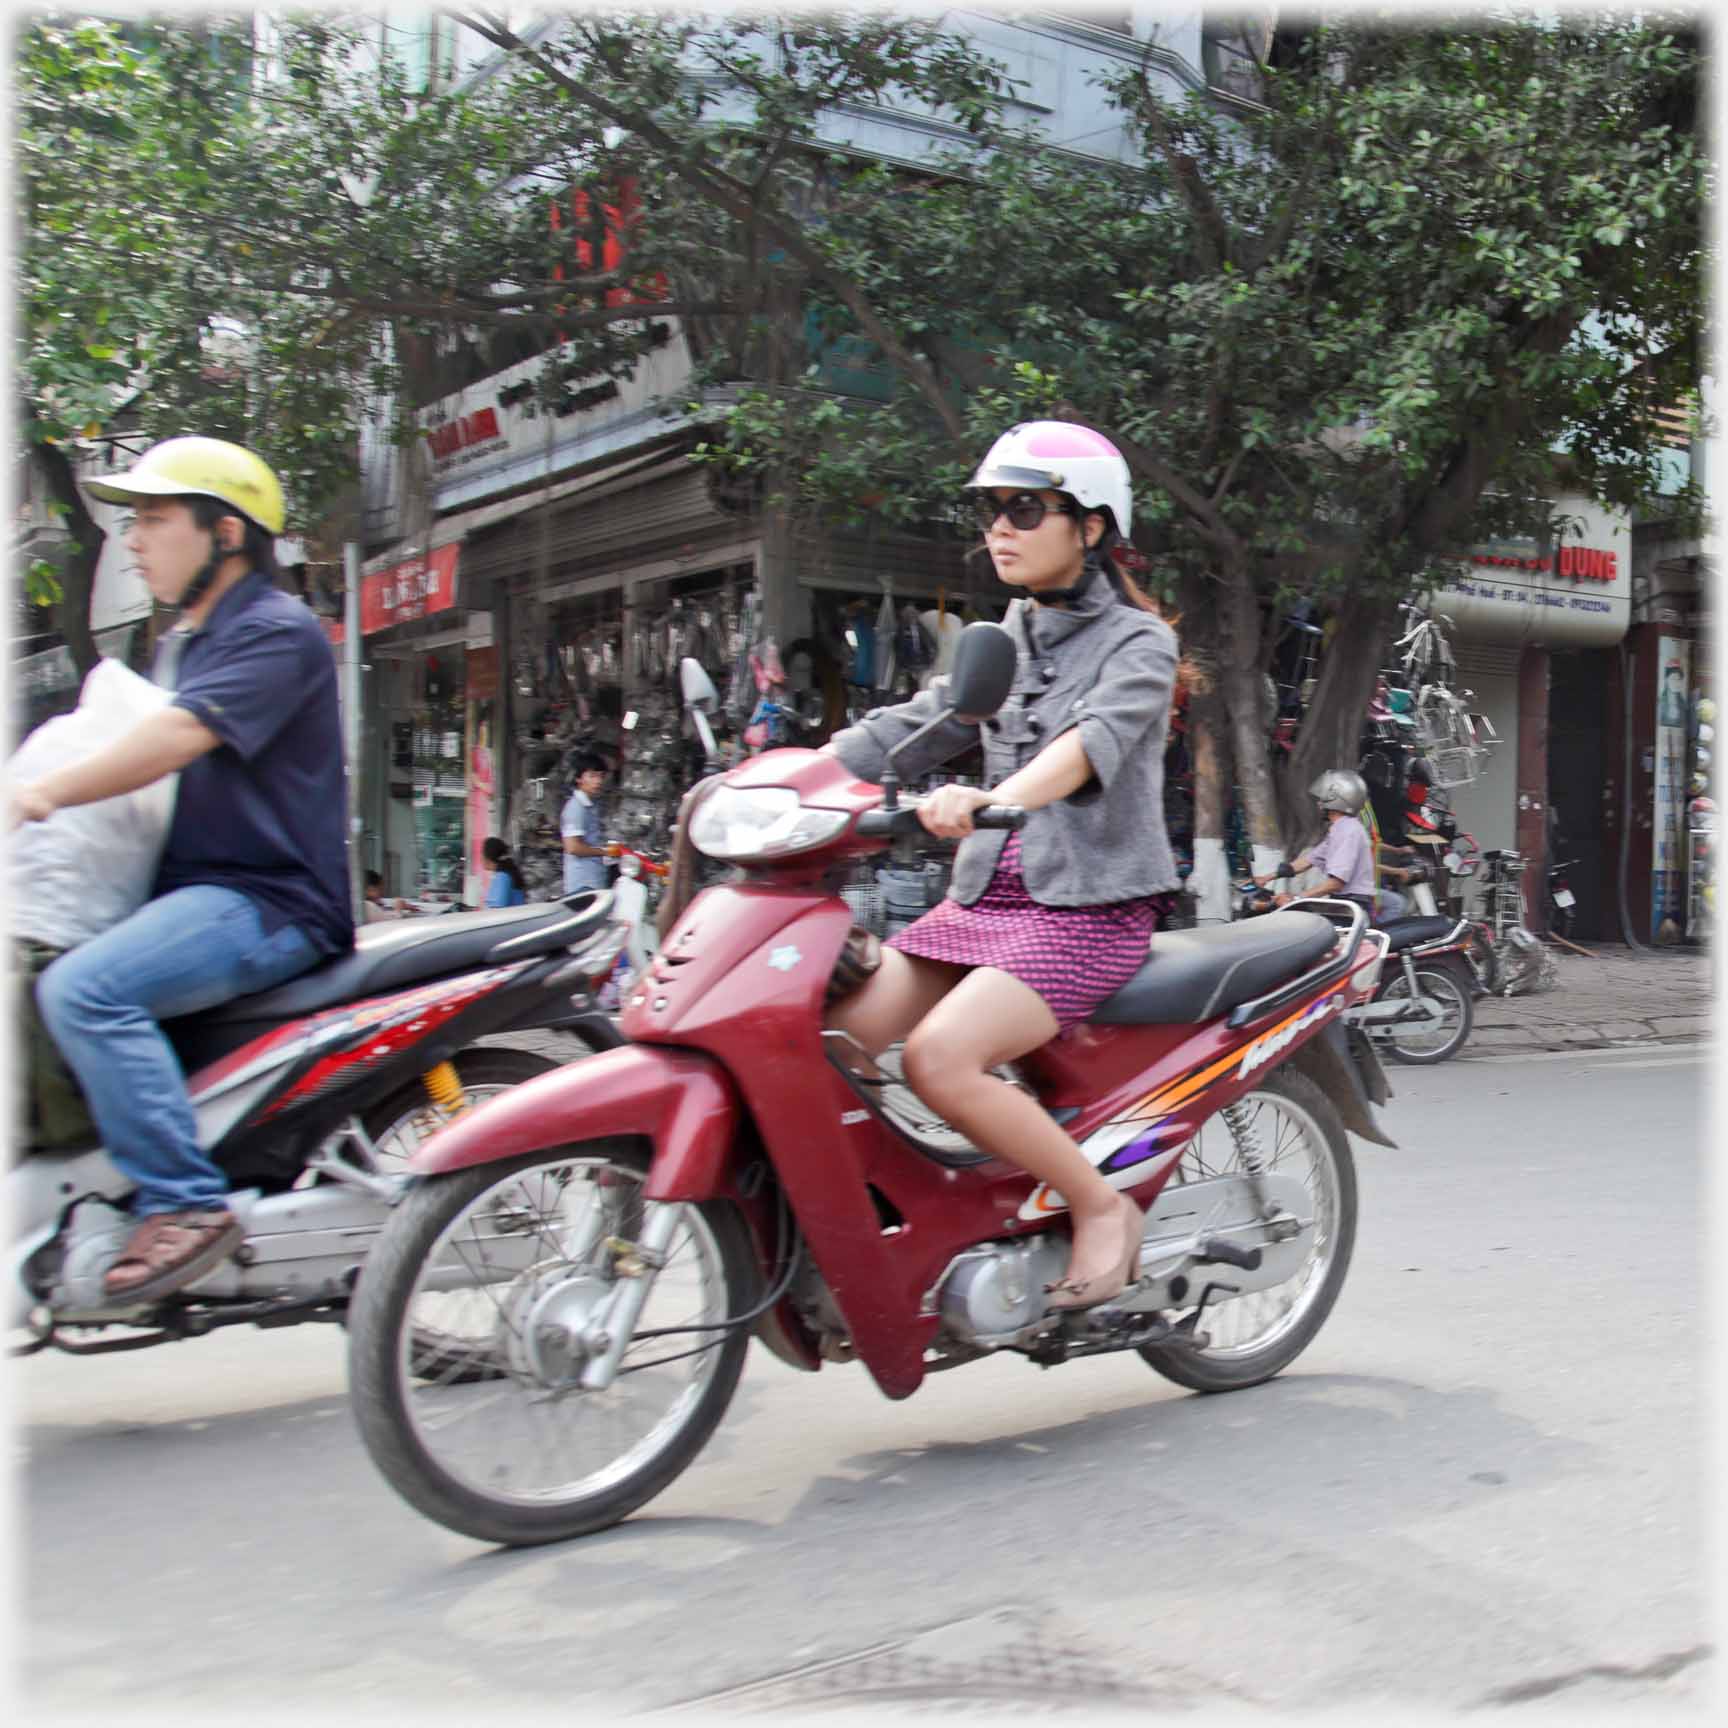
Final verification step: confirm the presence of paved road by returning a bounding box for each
[15,1044,1712,1717]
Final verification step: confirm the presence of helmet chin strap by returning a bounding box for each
[176,531,236,615]
[1031,544,1105,606]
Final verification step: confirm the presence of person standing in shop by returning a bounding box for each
[561,754,610,896]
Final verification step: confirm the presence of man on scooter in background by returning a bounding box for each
[1258,770,1400,917]
[8,438,352,1304]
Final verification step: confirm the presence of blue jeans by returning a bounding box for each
[36,887,320,1215]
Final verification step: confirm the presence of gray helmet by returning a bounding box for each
[1310,768,1368,815]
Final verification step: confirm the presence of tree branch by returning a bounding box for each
[448,9,970,444]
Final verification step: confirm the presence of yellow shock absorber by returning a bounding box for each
[421,1061,468,1117]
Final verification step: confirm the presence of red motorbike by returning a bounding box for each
[348,624,1396,1548]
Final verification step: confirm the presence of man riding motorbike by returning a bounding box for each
[1258,769,1407,920]
[9,437,352,1304]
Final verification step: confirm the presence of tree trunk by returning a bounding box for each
[1186,653,1236,923]
[1278,588,1403,841]
[1216,562,1285,874]
[33,442,104,681]
[1171,571,1234,922]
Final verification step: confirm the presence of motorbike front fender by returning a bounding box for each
[407,1043,742,1200]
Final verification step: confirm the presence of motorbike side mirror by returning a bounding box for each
[679,656,718,712]
[944,621,1017,722]
[679,656,720,761]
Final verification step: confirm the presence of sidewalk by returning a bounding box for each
[1466,941,1716,1055]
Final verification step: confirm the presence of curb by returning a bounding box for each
[1461,1028,1711,1057]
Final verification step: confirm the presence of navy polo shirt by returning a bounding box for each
[153,572,355,957]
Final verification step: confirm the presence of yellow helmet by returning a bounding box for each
[84,436,286,535]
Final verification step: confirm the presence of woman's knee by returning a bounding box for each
[901,1022,984,1104]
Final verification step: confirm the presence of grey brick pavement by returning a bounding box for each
[1468,941,1716,1055]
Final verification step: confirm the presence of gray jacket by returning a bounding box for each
[828,566,1180,907]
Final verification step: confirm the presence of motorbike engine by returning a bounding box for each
[933,1235,1074,1346]
[28,1194,136,1317]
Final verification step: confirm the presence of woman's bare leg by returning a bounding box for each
[901,966,1139,1301]
[825,947,967,1058]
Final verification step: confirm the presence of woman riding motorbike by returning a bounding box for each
[823,421,1180,1311]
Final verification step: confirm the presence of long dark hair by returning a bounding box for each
[482,836,525,890]
[1094,542,1164,618]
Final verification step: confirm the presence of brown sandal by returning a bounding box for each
[1045,1194,1144,1312]
[102,1210,244,1305]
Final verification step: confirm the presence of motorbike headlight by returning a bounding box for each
[688,787,850,861]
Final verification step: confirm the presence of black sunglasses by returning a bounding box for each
[971,491,1076,533]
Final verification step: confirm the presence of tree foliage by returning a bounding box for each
[17,7,1705,855]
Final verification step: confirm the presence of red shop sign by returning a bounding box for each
[326,543,461,644]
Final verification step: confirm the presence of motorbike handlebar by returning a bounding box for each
[854,803,1027,839]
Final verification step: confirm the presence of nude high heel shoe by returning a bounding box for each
[1044,1193,1145,1312]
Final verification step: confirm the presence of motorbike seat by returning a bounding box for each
[1375,914,1457,953]
[1089,911,1337,1026]
[164,895,612,1063]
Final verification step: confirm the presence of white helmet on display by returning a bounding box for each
[1310,769,1368,815]
[967,421,1133,537]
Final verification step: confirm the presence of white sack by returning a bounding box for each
[8,658,179,949]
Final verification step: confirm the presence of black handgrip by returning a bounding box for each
[1194,1235,1264,1271]
[854,807,922,838]
[855,804,1026,837]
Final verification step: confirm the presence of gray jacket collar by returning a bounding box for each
[1011,556,1117,654]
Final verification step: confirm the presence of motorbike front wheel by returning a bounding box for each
[1377,963,1473,1064]
[348,1141,754,1547]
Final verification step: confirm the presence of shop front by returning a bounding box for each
[328,541,474,905]
[1430,495,1632,940]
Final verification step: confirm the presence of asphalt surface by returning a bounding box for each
[12,1041,1714,1720]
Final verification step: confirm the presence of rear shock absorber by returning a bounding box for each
[421,1060,468,1117]
[1220,1098,1297,1237]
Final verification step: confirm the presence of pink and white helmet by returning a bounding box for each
[967,420,1133,537]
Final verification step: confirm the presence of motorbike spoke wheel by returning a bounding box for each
[1139,1067,1356,1394]
[362,1046,572,1384]
[348,1141,752,1547]
[1376,965,1473,1064]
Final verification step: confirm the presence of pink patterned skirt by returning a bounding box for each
[887,834,1177,1030]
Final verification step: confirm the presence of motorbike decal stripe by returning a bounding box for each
[1234,987,1345,1081]
[1120,1037,1257,1122]
[1018,1143,1184,1220]
[256,973,512,1120]
[1077,984,1351,1166]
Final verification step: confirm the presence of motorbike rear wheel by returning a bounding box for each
[348,1141,753,1547]
[1377,963,1473,1064]
[1139,1067,1356,1394]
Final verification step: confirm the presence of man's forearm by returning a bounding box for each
[22,706,218,815]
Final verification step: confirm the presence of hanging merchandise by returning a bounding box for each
[842,599,876,690]
[920,589,963,679]
[728,587,760,723]
[873,581,898,699]
[744,635,790,752]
